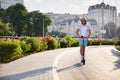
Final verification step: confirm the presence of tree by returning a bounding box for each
[0,9,6,21]
[6,3,28,36]
[104,22,116,39]
[25,11,51,36]
[0,4,51,37]
[0,20,13,36]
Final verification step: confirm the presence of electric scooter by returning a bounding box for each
[80,36,86,65]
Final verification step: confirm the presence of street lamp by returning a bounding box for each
[43,19,48,37]
[43,19,45,37]
[30,18,33,36]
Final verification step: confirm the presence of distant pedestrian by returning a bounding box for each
[76,18,91,65]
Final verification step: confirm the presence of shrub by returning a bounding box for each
[115,40,120,46]
[102,40,116,45]
[25,37,42,52]
[71,38,79,47]
[60,39,68,48]
[88,39,100,46]
[60,36,79,48]
[88,39,118,46]
[64,36,74,47]
[21,37,49,52]
[0,40,22,63]
[46,36,58,50]
[19,41,31,53]
[115,46,120,51]
[40,40,48,51]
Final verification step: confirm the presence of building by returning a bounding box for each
[0,0,24,9]
[87,2,117,37]
[117,13,120,28]
[47,13,98,37]
[47,2,117,38]
[46,13,83,37]
[46,12,83,24]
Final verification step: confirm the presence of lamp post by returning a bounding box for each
[43,19,48,37]
[0,0,1,9]
[43,19,45,37]
[30,18,33,36]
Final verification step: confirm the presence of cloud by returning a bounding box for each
[25,0,31,2]
[24,0,120,14]
[69,4,80,10]
[83,0,102,6]
[36,0,44,3]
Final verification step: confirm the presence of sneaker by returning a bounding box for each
[81,59,85,65]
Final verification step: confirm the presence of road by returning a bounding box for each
[57,46,120,80]
[0,48,74,80]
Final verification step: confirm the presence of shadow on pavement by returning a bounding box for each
[57,63,81,73]
[0,67,52,80]
[111,49,120,70]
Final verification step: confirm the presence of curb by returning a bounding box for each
[112,46,120,56]
[52,50,73,80]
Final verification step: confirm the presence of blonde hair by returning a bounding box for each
[81,18,87,21]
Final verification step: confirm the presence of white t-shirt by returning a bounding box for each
[77,25,90,37]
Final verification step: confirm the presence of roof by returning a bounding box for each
[88,2,116,10]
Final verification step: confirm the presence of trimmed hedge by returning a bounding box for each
[115,46,120,51]
[60,36,79,48]
[102,40,117,45]
[60,39,68,48]
[115,40,120,46]
[20,37,48,52]
[1,36,120,63]
[46,36,59,50]
[88,39,100,46]
[88,39,119,46]
[19,41,31,53]
[0,40,22,62]
[25,37,42,52]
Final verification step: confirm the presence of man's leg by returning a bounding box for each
[82,39,87,59]
[80,45,85,60]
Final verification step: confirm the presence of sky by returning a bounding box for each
[24,0,120,14]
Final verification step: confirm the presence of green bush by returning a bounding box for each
[40,40,48,51]
[60,36,79,48]
[60,39,68,48]
[102,40,116,45]
[88,39,100,46]
[115,46,120,51]
[47,37,58,50]
[0,40,22,63]
[25,37,42,52]
[19,41,31,53]
[21,37,48,52]
[88,39,118,46]
[115,40,120,46]
[71,38,79,47]
[64,36,74,47]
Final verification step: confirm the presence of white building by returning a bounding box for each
[0,0,24,9]
[88,2,117,38]
[47,13,98,37]
[117,13,120,28]
[46,12,83,24]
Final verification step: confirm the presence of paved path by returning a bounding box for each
[0,47,76,80]
[0,46,120,80]
[57,46,120,80]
